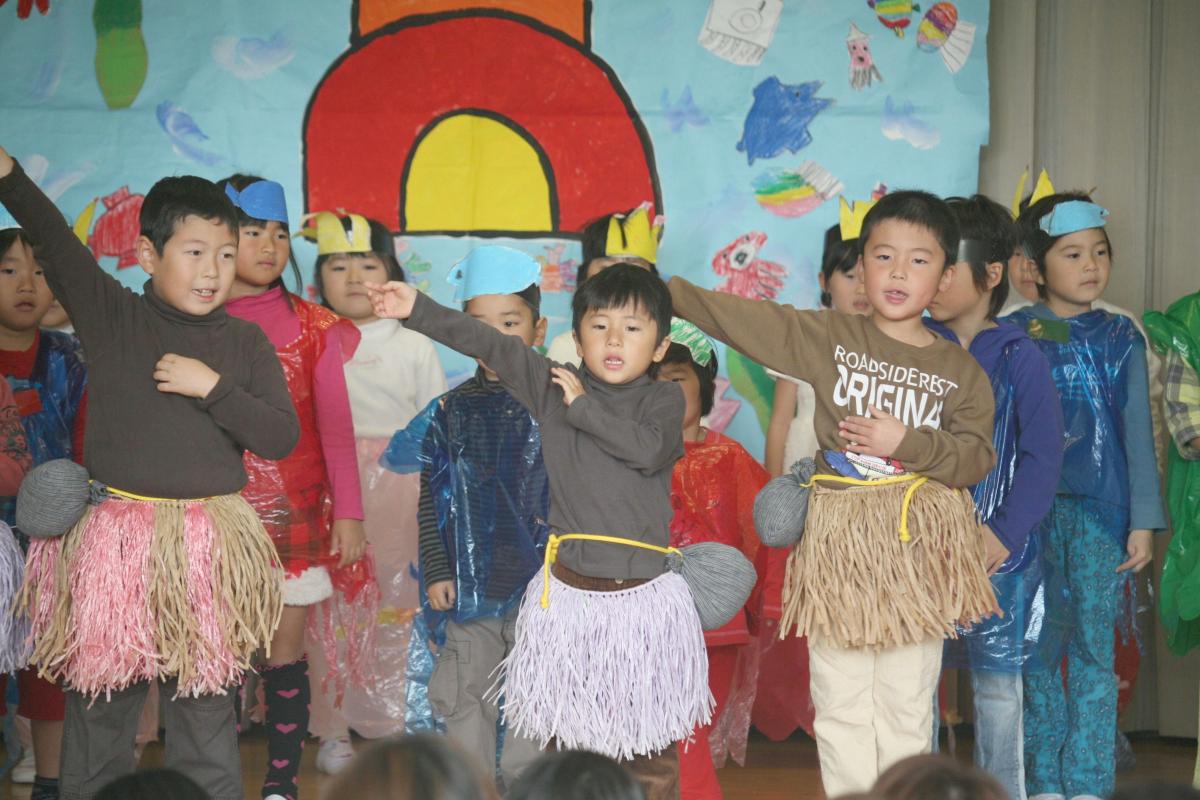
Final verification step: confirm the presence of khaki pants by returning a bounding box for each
[809,637,943,797]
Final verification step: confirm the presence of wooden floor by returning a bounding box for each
[2,730,1194,799]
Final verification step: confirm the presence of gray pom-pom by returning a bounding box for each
[16,459,91,539]
[668,541,757,631]
[753,457,815,548]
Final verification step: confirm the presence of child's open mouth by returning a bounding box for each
[604,356,624,370]
[883,290,909,305]
[192,288,217,301]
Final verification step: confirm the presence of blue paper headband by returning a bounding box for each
[224,180,288,223]
[1039,200,1108,237]
[447,245,542,304]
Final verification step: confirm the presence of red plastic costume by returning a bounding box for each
[669,429,777,800]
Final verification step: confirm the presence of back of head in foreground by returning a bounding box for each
[871,754,1006,800]
[506,750,646,800]
[320,734,499,800]
[94,768,209,800]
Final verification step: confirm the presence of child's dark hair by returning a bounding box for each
[653,342,718,416]
[95,768,209,800]
[945,195,1017,318]
[507,749,646,800]
[819,223,859,307]
[1017,190,1113,300]
[576,210,660,286]
[464,283,542,321]
[312,217,407,309]
[873,754,1006,800]
[859,190,960,268]
[571,262,672,344]
[0,228,36,261]
[1111,780,1200,800]
[140,175,239,256]
[217,173,302,294]
[321,733,498,800]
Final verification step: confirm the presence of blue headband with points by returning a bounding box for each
[224,180,288,223]
[1038,200,1108,237]
[447,245,542,303]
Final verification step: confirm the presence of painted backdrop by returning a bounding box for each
[0,0,990,457]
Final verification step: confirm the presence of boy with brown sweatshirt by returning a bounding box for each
[668,191,997,796]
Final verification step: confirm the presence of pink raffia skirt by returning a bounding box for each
[20,492,282,698]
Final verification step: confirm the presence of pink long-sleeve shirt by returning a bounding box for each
[227,286,363,521]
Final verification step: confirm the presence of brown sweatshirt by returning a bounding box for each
[668,278,995,487]
[0,162,299,499]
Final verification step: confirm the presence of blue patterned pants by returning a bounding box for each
[1023,496,1125,798]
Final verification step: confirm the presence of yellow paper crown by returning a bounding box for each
[838,196,876,241]
[297,211,372,256]
[605,204,663,264]
[1011,168,1055,218]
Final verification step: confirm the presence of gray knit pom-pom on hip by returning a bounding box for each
[16,459,92,539]
[668,541,758,631]
[754,456,816,548]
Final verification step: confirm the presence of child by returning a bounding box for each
[219,177,370,800]
[544,205,661,365]
[0,147,298,798]
[367,263,704,800]
[668,190,998,796]
[1003,192,1165,799]
[925,195,1064,800]
[0,226,86,800]
[655,318,771,800]
[310,211,446,766]
[384,246,548,787]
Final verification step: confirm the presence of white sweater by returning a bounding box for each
[345,318,448,438]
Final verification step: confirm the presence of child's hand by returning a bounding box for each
[330,519,366,568]
[0,146,12,179]
[980,523,1010,576]
[427,580,456,611]
[551,367,585,406]
[154,354,220,399]
[364,280,416,320]
[1117,529,1153,573]
[838,405,907,458]
[1191,436,1200,452]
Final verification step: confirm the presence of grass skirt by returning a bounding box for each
[496,571,712,760]
[780,480,997,649]
[19,493,282,698]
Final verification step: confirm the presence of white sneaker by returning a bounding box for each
[264,796,288,800]
[1029,795,1066,800]
[315,737,355,774]
[10,748,35,783]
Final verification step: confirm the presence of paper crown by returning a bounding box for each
[838,196,876,241]
[224,180,288,223]
[1011,168,1055,217]
[447,245,542,304]
[297,211,372,256]
[605,204,663,264]
[1039,200,1108,237]
[669,317,715,368]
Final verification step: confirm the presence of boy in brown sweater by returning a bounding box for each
[668,191,998,796]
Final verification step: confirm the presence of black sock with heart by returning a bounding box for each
[261,656,310,800]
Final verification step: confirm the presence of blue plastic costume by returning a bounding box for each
[382,378,549,732]
[1,330,86,525]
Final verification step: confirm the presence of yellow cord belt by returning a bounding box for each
[540,533,682,609]
[93,481,213,504]
[800,473,930,543]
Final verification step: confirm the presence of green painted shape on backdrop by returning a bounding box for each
[94,0,147,110]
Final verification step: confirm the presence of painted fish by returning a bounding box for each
[660,86,710,133]
[711,231,786,300]
[156,101,223,166]
[211,30,296,80]
[868,0,921,38]
[737,77,833,165]
[917,2,977,73]
[89,186,144,269]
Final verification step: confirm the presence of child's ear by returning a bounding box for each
[573,329,583,361]
[135,235,159,277]
[651,335,671,364]
[937,262,954,293]
[533,316,548,347]
[985,261,1004,291]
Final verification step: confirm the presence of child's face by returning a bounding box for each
[466,292,547,378]
[860,219,952,323]
[1038,227,1110,312]
[1008,246,1039,303]
[927,260,1001,324]
[0,238,53,334]
[655,360,702,432]
[573,302,670,385]
[820,264,870,315]
[321,252,388,323]
[137,215,237,316]
[41,297,69,330]
[233,220,290,290]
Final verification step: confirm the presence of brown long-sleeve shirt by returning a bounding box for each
[668,278,995,487]
[0,162,299,498]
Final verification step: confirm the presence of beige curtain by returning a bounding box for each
[979,0,1200,737]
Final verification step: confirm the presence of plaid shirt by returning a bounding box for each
[1164,348,1200,460]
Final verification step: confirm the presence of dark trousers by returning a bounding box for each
[60,679,242,800]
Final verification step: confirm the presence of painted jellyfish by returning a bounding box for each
[917,1,977,73]
[846,23,883,90]
[867,0,920,38]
